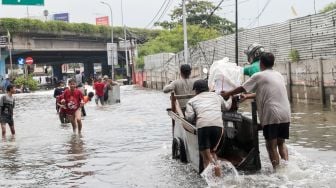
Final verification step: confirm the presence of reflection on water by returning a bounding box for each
[0,87,335,187]
[289,103,336,151]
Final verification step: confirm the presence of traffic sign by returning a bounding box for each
[17,57,24,65]
[107,43,118,66]
[25,57,34,65]
[2,0,44,6]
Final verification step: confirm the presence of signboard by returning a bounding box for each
[17,57,24,65]
[107,43,118,66]
[96,16,109,26]
[53,13,69,22]
[0,36,8,47]
[2,0,44,5]
[25,57,34,65]
[62,64,68,73]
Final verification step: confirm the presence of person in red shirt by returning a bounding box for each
[93,77,105,106]
[62,79,84,134]
[56,93,69,124]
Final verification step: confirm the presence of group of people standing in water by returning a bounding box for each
[53,75,118,134]
[163,43,291,173]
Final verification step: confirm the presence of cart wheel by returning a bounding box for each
[179,138,187,163]
[172,138,180,159]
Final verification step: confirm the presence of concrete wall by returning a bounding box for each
[142,58,336,106]
[142,9,336,106]
[12,35,106,51]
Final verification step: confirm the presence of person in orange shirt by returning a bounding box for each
[83,92,94,104]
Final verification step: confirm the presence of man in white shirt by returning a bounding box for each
[221,52,291,170]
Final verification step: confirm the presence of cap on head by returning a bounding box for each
[193,79,209,93]
[103,75,109,80]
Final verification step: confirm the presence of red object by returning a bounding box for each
[62,89,83,114]
[96,16,109,26]
[94,82,105,97]
[25,57,34,65]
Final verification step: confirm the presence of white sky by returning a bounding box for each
[0,0,335,29]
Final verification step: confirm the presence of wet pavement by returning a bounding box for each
[0,86,335,187]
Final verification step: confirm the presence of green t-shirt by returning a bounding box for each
[243,60,260,77]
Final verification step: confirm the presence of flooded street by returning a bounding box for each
[1,86,336,187]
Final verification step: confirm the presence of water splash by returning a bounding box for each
[201,161,240,187]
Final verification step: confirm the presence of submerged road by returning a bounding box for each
[0,86,335,187]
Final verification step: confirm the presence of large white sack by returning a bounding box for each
[208,57,243,94]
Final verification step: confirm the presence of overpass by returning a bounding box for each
[0,30,136,81]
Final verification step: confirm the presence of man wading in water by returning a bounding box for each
[221,52,290,170]
[163,64,196,109]
[61,79,84,134]
[0,85,16,138]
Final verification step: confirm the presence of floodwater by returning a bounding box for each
[0,86,335,187]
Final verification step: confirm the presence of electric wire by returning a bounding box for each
[145,0,170,28]
[246,0,272,28]
[150,0,173,28]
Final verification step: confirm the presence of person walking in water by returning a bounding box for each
[0,85,16,137]
[93,77,105,106]
[221,52,291,170]
[62,79,84,134]
[163,64,196,109]
[185,80,230,177]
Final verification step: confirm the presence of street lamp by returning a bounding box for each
[101,1,115,79]
[120,0,130,79]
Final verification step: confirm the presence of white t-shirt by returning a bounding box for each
[242,69,291,127]
[185,92,230,129]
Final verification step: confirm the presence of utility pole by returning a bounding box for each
[182,0,188,65]
[235,0,238,65]
[121,0,129,79]
[7,30,13,79]
[101,1,114,79]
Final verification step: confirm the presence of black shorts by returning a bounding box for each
[0,116,14,127]
[263,123,290,140]
[198,126,223,151]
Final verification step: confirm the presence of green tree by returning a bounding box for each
[320,2,336,13]
[137,25,219,68]
[156,0,234,34]
[14,75,39,91]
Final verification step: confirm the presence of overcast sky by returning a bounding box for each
[0,0,335,29]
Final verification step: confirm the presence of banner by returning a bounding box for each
[96,16,109,26]
[53,13,69,22]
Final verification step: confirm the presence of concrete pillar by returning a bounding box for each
[101,60,109,77]
[84,62,94,80]
[52,64,63,81]
[286,62,292,102]
[318,58,326,105]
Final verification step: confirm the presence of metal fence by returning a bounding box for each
[144,9,336,77]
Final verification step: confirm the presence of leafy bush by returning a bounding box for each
[137,24,219,69]
[320,2,336,13]
[0,18,159,40]
[14,75,38,91]
[289,49,300,62]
